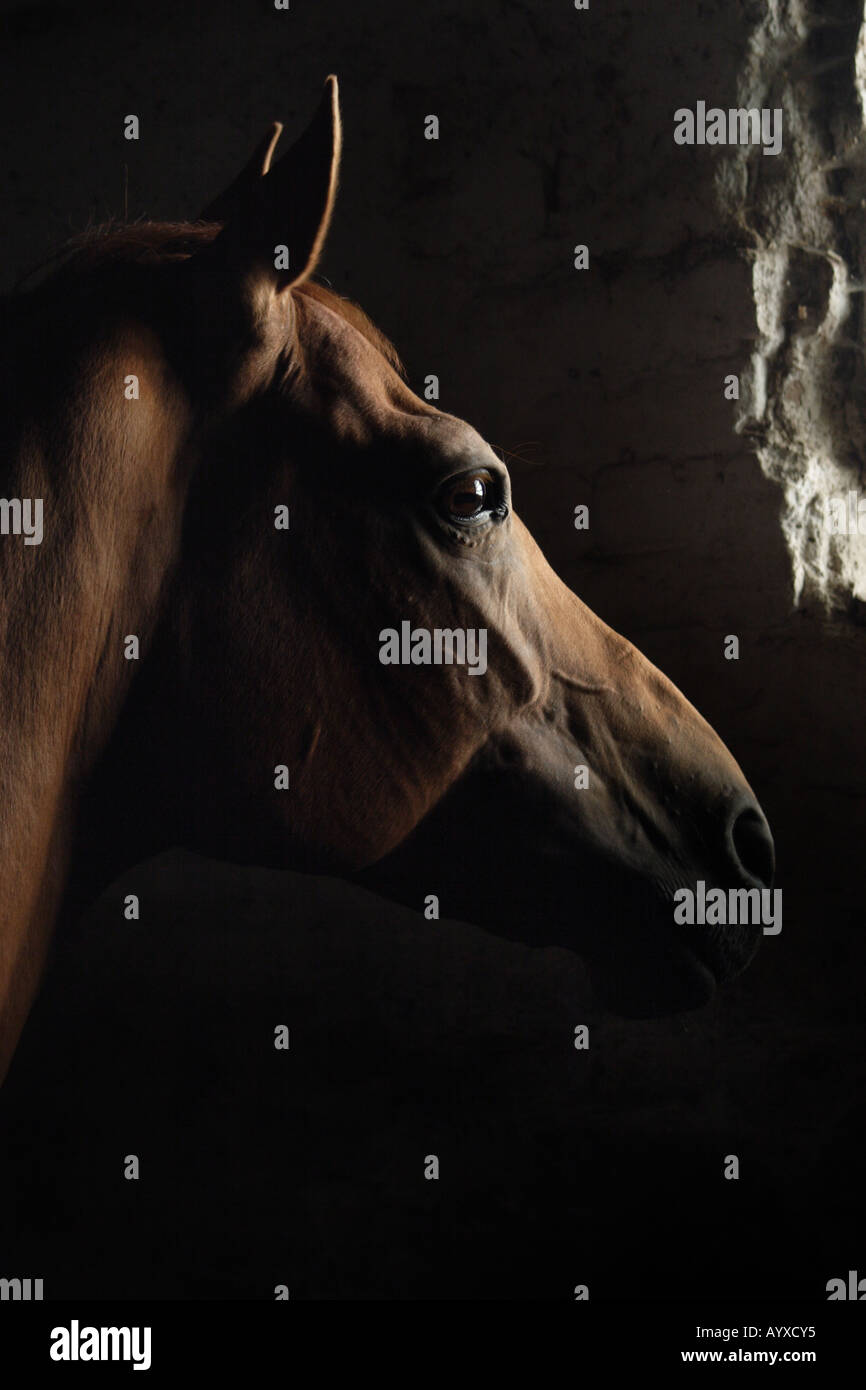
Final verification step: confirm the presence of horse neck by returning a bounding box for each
[0,326,193,1080]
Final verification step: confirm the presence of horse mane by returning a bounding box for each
[6,219,406,377]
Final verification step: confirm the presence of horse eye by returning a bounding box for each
[440,470,494,522]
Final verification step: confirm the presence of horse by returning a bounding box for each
[0,76,774,1088]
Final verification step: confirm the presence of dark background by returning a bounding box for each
[0,0,864,1299]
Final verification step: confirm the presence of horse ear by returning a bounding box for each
[200,122,284,223]
[202,74,341,291]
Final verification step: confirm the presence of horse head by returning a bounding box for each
[0,78,774,1085]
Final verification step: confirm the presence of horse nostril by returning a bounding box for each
[729,805,775,888]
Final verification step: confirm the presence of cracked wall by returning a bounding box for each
[721,0,866,611]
